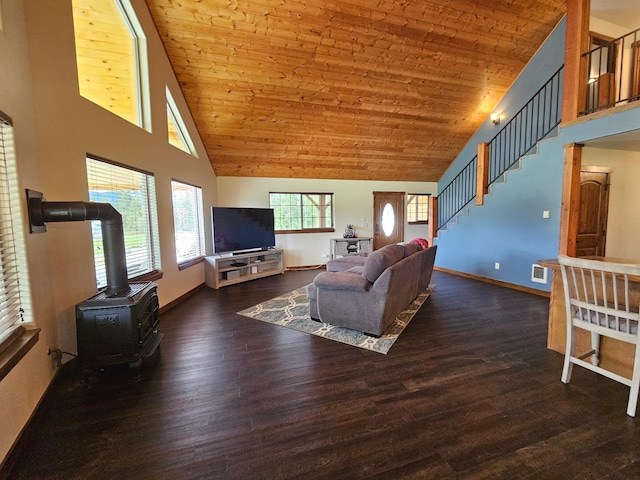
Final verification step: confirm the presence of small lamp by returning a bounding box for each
[490,113,501,125]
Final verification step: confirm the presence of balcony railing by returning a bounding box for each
[582,27,640,115]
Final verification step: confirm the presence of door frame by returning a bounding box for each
[372,191,405,250]
[577,165,611,257]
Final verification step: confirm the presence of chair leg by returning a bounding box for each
[626,341,640,417]
[562,323,576,384]
[590,332,601,366]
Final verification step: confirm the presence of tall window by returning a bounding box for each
[269,192,334,233]
[171,180,205,264]
[167,87,196,156]
[0,112,32,345]
[86,156,160,287]
[72,0,148,127]
[407,193,430,224]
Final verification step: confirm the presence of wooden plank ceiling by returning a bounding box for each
[146,0,566,182]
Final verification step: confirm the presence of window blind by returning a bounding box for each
[0,112,30,344]
[86,156,161,288]
[171,180,205,263]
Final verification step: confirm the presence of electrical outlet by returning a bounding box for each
[494,262,500,270]
[321,253,330,258]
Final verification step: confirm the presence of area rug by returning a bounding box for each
[237,285,434,354]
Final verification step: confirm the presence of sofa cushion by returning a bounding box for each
[313,271,369,292]
[362,244,405,283]
[403,243,422,257]
[326,255,367,272]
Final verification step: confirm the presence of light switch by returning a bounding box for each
[543,210,550,219]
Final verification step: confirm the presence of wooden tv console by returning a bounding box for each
[204,249,284,289]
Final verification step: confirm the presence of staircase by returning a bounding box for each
[436,66,564,233]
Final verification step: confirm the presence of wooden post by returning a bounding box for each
[428,195,438,243]
[476,142,490,206]
[559,143,583,256]
[562,0,590,123]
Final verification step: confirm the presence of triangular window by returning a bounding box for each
[167,87,196,156]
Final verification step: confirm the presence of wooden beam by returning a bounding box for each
[428,195,438,242]
[562,0,590,122]
[476,142,489,206]
[559,142,583,256]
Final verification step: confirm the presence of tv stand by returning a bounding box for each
[205,249,284,289]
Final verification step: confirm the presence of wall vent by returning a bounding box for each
[531,264,548,284]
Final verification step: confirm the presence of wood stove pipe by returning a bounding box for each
[26,189,130,297]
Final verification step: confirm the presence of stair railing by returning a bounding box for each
[488,66,563,186]
[436,66,564,231]
[436,155,478,231]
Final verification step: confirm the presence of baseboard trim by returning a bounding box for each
[285,265,326,271]
[433,266,551,298]
[160,283,206,314]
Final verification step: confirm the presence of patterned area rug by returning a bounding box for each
[237,285,434,354]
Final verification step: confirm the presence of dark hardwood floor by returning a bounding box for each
[3,270,640,479]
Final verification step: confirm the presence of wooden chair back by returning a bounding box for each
[558,254,640,416]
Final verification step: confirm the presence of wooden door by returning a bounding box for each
[373,191,404,250]
[576,169,610,257]
[586,32,617,111]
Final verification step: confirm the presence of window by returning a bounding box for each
[86,156,161,287]
[407,193,430,224]
[0,112,34,363]
[167,87,197,156]
[269,192,334,233]
[72,0,148,127]
[171,180,205,265]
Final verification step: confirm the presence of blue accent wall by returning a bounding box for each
[435,137,564,291]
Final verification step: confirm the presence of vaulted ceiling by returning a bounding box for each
[146,0,566,182]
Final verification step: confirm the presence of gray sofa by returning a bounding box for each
[307,244,437,337]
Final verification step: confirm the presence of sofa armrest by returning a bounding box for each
[313,272,370,292]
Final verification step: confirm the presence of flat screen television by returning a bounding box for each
[211,207,276,254]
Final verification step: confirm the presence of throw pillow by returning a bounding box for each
[362,244,404,283]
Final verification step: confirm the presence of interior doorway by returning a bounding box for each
[586,32,617,112]
[373,191,404,250]
[576,167,610,257]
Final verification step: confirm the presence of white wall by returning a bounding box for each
[583,147,640,259]
[0,0,217,464]
[216,177,436,267]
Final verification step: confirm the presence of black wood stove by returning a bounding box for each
[76,281,161,373]
[27,189,163,377]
